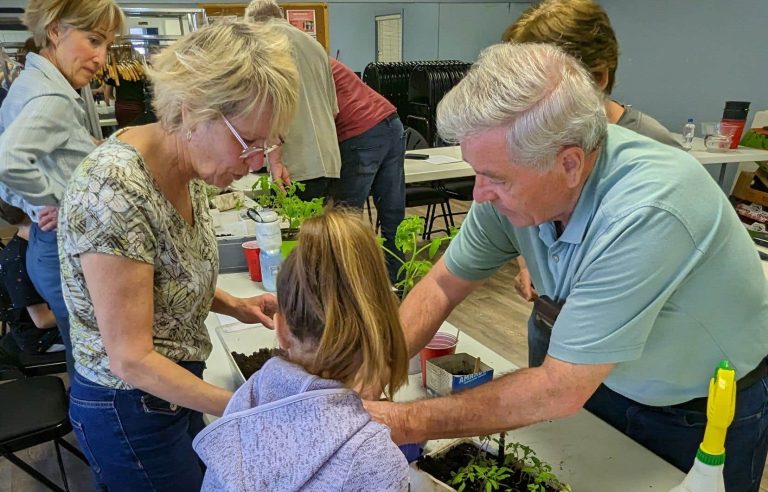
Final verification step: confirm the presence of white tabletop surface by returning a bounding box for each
[403,139,768,184]
[675,135,768,165]
[205,271,685,490]
[227,138,768,189]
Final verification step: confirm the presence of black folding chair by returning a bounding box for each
[0,376,89,492]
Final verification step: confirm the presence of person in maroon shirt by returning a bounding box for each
[328,58,405,283]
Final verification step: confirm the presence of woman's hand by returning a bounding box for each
[38,206,59,231]
[233,294,278,328]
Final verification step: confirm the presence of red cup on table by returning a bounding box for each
[420,332,458,386]
[242,240,261,282]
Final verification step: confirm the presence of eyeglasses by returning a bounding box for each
[221,115,283,160]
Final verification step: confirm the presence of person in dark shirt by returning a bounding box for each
[0,199,60,371]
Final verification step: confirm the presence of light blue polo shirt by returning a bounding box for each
[444,124,768,406]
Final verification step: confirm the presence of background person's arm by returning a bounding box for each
[26,303,56,329]
[514,256,538,302]
[0,95,87,207]
[266,147,291,187]
[82,252,232,416]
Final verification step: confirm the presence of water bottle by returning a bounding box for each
[682,117,696,151]
[259,249,283,292]
[252,209,282,251]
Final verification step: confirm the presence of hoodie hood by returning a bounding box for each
[193,357,407,491]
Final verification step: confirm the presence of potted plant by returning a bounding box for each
[384,215,457,298]
[252,176,325,256]
[412,434,570,491]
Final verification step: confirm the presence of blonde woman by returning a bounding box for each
[58,20,298,491]
[194,209,410,492]
[0,0,124,378]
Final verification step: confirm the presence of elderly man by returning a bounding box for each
[245,0,340,200]
[365,43,768,492]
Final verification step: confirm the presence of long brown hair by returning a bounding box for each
[502,0,619,94]
[276,208,408,400]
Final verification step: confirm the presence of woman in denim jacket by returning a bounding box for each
[0,0,124,377]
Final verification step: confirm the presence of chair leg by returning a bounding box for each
[57,437,88,464]
[423,204,435,240]
[1,449,66,492]
[54,440,71,492]
[442,200,454,230]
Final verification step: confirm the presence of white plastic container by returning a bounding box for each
[251,209,282,251]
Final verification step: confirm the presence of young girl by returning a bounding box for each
[193,209,410,491]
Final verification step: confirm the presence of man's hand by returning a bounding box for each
[514,267,538,302]
[234,294,278,329]
[38,206,59,231]
[362,399,412,444]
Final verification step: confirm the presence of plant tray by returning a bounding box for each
[410,438,569,492]
[215,323,278,387]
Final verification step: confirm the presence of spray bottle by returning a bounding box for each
[670,360,736,492]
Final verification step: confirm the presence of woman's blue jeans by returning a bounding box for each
[69,363,207,492]
[26,223,72,376]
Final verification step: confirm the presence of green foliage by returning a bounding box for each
[447,436,569,492]
[383,215,458,297]
[253,176,324,229]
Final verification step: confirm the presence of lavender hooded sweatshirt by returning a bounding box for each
[192,357,409,491]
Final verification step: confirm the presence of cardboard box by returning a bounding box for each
[426,353,494,397]
[732,171,768,207]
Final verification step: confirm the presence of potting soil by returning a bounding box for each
[232,348,284,380]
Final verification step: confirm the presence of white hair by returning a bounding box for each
[437,42,607,171]
[245,0,284,21]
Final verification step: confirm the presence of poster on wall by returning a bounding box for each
[286,10,316,38]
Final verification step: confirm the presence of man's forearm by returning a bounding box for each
[400,280,454,358]
[400,359,613,443]
[399,258,481,357]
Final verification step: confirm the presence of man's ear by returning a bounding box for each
[557,146,586,189]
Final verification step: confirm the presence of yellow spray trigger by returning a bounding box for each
[699,360,736,459]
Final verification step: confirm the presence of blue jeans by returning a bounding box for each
[69,363,207,492]
[295,176,334,201]
[330,115,406,283]
[528,316,768,491]
[26,223,72,377]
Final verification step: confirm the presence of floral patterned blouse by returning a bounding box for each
[58,132,219,389]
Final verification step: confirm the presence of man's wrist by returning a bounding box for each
[403,401,428,443]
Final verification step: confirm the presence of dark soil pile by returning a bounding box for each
[232,348,284,380]
[417,442,561,492]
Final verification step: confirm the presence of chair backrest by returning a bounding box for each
[404,126,429,150]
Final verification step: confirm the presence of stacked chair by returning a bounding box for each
[363,60,475,238]
[363,60,471,147]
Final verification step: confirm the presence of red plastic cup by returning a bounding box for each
[242,241,261,282]
[420,332,458,386]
